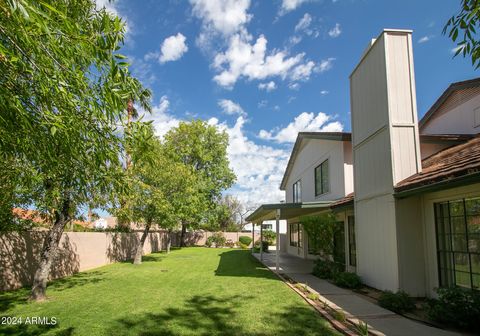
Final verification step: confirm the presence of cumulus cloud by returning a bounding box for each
[290,61,315,81]
[315,57,335,73]
[218,99,246,116]
[280,0,311,15]
[213,34,313,87]
[156,33,189,63]
[320,90,329,95]
[259,112,343,143]
[140,96,180,139]
[295,13,312,32]
[328,23,341,38]
[258,81,277,91]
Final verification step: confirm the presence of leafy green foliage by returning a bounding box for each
[238,236,252,246]
[205,232,226,248]
[378,290,415,314]
[333,272,362,289]
[312,259,343,279]
[427,287,480,331]
[444,0,480,68]
[300,214,338,256]
[262,230,276,245]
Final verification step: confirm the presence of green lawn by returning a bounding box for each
[0,248,339,336]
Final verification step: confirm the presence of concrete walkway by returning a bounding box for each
[254,252,463,336]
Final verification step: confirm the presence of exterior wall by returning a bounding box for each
[285,139,351,203]
[395,196,426,296]
[421,90,480,135]
[420,142,453,160]
[421,183,480,297]
[350,30,421,292]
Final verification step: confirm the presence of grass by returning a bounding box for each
[0,248,339,336]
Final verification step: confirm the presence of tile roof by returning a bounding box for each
[395,134,480,193]
[330,193,354,209]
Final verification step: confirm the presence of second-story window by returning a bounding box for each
[315,159,330,196]
[293,180,302,203]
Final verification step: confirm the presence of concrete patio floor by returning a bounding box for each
[254,252,463,336]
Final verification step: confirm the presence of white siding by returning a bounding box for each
[421,94,480,135]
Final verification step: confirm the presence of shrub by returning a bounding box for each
[427,287,480,332]
[378,290,415,314]
[205,236,214,247]
[239,236,252,246]
[254,240,269,252]
[262,230,276,245]
[312,259,343,279]
[212,232,226,248]
[333,272,362,289]
[238,242,249,249]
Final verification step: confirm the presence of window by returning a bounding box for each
[348,216,356,267]
[293,180,302,203]
[435,197,480,290]
[315,159,329,196]
[263,224,272,230]
[298,224,303,248]
[289,223,298,247]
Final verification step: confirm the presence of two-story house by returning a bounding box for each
[248,29,480,297]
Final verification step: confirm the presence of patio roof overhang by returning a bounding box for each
[246,201,333,223]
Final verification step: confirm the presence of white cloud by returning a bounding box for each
[320,90,329,95]
[418,35,433,44]
[258,81,277,92]
[213,34,310,87]
[328,23,341,38]
[156,33,189,63]
[258,112,343,143]
[218,99,246,116]
[315,57,335,73]
[295,13,312,32]
[280,0,311,15]
[190,0,252,37]
[141,96,180,139]
[288,82,300,90]
[290,61,315,81]
[95,0,119,16]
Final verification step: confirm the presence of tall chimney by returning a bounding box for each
[350,30,421,291]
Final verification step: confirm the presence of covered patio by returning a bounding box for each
[246,201,332,272]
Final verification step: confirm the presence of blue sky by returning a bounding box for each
[98,0,476,207]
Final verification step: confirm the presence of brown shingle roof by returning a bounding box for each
[396,135,480,193]
[330,192,354,209]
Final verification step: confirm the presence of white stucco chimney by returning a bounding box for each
[349,29,421,291]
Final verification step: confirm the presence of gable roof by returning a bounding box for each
[395,134,480,196]
[419,77,480,130]
[279,132,352,190]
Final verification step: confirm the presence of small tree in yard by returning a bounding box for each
[163,120,236,246]
[300,213,338,256]
[0,0,151,300]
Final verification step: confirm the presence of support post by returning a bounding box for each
[260,221,263,261]
[251,223,254,254]
[276,209,280,272]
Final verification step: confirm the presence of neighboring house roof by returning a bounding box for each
[396,135,480,196]
[419,77,480,130]
[12,208,48,224]
[279,132,352,190]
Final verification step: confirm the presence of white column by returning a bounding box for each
[251,223,254,253]
[276,209,280,272]
[260,221,263,261]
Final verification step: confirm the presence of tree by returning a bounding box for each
[300,213,338,256]
[0,0,151,300]
[115,122,197,264]
[444,0,480,68]
[206,195,242,232]
[163,120,236,245]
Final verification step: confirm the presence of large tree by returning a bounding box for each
[163,120,236,245]
[444,0,480,68]
[0,0,151,300]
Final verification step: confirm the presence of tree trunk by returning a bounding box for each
[166,229,172,254]
[133,223,151,265]
[180,223,186,248]
[30,198,70,301]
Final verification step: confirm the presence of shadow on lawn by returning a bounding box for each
[214,250,276,279]
[107,294,337,336]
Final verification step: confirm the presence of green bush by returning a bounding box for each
[312,259,343,279]
[238,242,249,249]
[211,232,226,248]
[378,290,415,314]
[333,272,362,289]
[239,235,252,246]
[253,240,268,252]
[427,287,480,332]
[206,236,214,247]
[262,230,276,245]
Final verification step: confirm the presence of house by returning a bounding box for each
[243,220,287,233]
[247,29,480,297]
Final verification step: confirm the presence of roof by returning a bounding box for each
[246,201,332,223]
[279,132,352,190]
[419,77,480,129]
[330,193,354,210]
[395,135,480,196]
